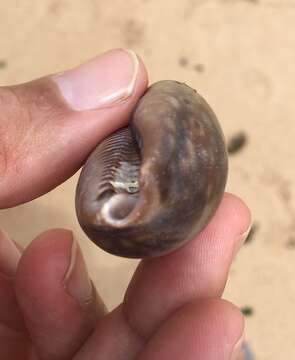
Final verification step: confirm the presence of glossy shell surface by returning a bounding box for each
[76,80,228,258]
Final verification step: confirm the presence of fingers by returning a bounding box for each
[74,300,244,360]
[138,299,244,360]
[0,230,25,331]
[74,305,144,360]
[0,48,148,208]
[0,326,31,360]
[15,229,106,360]
[73,193,250,360]
[124,193,251,338]
[0,230,31,359]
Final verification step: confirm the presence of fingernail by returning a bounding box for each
[0,230,21,277]
[64,239,93,304]
[53,48,139,111]
[230,333,245,360]
[234,223,252,257]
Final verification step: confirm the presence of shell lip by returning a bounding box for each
[97,191,147,228]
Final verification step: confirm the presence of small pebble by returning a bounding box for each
[179,57,189,67]
[227,131,247,154]
[194,63,205,73]
[0,60,7,69]
[285,236,295,249]
[245,223,258,244]
[241,306,254,317]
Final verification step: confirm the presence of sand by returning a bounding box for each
[1,1,295,359]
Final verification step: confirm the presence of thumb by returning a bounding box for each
[0,48,148,208]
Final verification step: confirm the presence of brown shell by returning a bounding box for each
[75,80,228,258]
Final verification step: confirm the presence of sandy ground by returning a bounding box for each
[1,0,295,359]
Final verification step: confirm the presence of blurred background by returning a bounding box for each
[1,1,295,359]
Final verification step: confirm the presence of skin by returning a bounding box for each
[0,51,251,359]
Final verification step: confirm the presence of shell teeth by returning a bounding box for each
[95,126,141,199]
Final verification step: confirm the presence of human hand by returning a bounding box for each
[0,49,251,360]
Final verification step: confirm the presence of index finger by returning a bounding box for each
[73,193,251,360]
[124,192,251,338]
